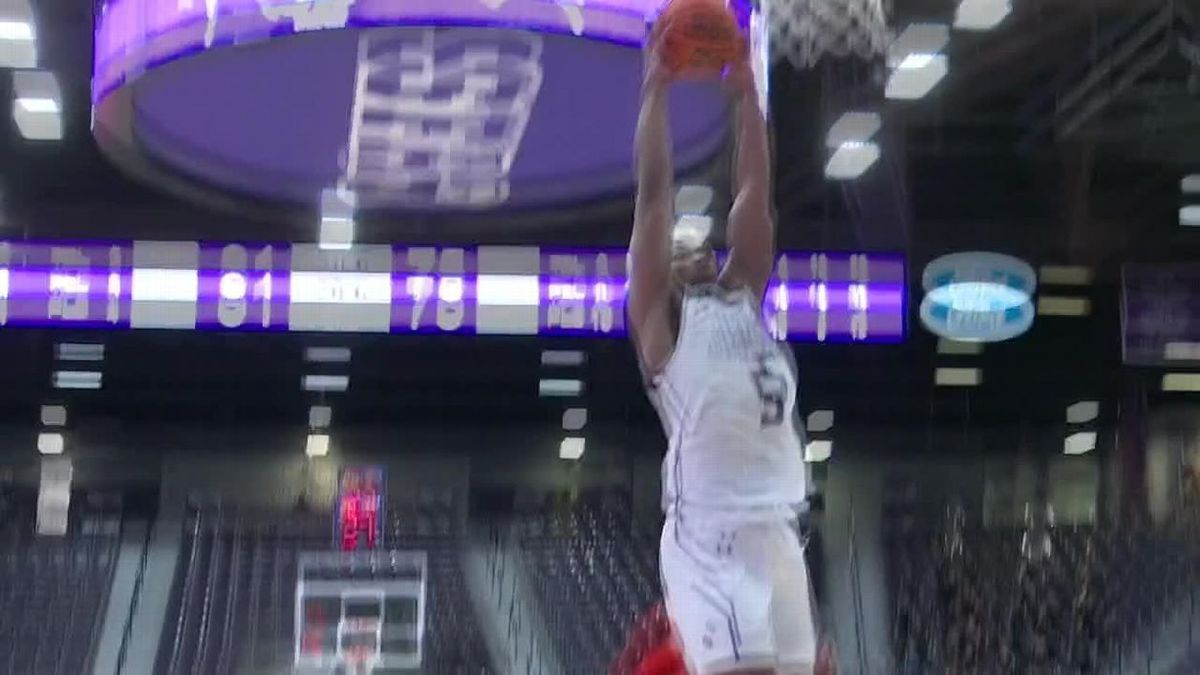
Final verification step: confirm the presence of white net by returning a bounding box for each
[765,0,891,69]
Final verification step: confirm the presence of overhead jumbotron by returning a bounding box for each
[90,0,736,219]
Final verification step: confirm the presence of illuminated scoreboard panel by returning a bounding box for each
[0,241,906,342]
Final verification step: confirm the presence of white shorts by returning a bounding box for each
[660,516,818,675]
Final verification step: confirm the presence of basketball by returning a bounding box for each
[656,0,743,76]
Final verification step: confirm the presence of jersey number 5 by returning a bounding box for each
[752,355,787,427]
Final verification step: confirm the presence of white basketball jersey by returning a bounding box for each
[650,284,806,520]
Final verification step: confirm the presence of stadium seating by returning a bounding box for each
[157,501,492,674]
[0,493,120,675]
[887,503,1200,674]
[513,491,661,675]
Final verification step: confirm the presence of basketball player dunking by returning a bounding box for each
[626,26,830,675]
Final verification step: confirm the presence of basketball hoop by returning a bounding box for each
[765,0,890,69]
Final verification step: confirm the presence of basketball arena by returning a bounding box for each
[0,0,1199,672]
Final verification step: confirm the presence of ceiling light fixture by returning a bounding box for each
[40,404,67,427]
[675,184,714,215]
[1066,401,1099,425]
[1064,431,1097,456]
[55,342,105,362]
[804,439,832,463]
[825,141,880,180]
[302,374,349,392]
[37,432,64,455]
[52,370,102,390]
[1163,373,1200,392]
[539,378,584,398]
[805,410,834,433]
[955,0,1011,31]
[0,17,36,68]
[12,70,63,140]
[886,24,950,100]
[559,436,585,460]
[562,407,588,431]
[824,112,882,180]
[305,433,330,457]
[309,405,332,429]
[304,346,352,363]
[935,367,982,387]
[540,350,586,367]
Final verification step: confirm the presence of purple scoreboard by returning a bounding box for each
[0,240,905,342]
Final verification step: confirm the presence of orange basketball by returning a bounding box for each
[656,0,743,76]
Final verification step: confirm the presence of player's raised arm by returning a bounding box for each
[628,33,676,374]
[719,56,776,299]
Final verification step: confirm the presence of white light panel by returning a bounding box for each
[1181,206,1200,227]
[540,350,586,367]
[825,142,880,180]
[937,338,984,355]
[305,433,330,457]
[40,404,67,427]
[1165,342,1200,361]
[12,70,62,140]
[559,436,585,460]
[955,0,1010,31]
[1064,431,1097,456]
[539,378,583,398]
[887,23,950,68]
[309,405,332,428]
[0,19,36,68]
[1039,265,1093,286]
[675,184,714,215]
[52,370,102,390]
[804,439,832,463]
[1037,296,1091,316]
[1066,401,1099,425]
[806,410,834,433]
[825,112,881,148]
[55,342,105,362]
[886,54,948,100]
[1183,175,1200,194]
[935,367,982,387]
[304,346,352,363]
[1163,373,1200,392]
[37,432,64,455]
[562,407,588,431]
[303,374,349,392]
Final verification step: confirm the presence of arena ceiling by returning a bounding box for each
[0,0,1195,439]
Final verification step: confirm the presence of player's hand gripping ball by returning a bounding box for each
[654,0,744,77]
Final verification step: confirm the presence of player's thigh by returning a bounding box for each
[767,523,819,668]
[661,522,775,673]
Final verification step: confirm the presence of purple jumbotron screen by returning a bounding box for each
[1122,262,1200,365]
[0,241,905,342]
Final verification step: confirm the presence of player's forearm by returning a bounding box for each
[634,82,674,223]
[731,86,771,217]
